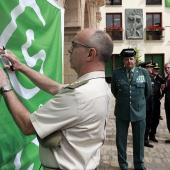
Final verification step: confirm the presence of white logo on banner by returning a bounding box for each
[0,0,46,99]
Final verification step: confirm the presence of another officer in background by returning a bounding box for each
[161,63,170,143]
[139,61,154,148]
[111,49,152,170]
[149,63,164,143]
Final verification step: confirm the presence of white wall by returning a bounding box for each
[100,0,170,63]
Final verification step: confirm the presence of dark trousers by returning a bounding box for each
[144,111,152,142]
[116,118,145,170]
[150,99,161,136]
[165,99,170,133]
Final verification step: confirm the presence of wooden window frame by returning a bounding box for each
[106,0,122,5]
[146,13,164,40]
[146,0,162,5]
[106,13,123,41]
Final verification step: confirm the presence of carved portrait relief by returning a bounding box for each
[125,9,143,40]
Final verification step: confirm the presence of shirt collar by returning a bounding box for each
[126,67,135,73]
[77,71,105,82]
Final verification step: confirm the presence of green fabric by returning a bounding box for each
[165,0,170,7]
[0,0,63,169]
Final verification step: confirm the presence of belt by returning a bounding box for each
[39,164,61,170]
[40,164,97,170]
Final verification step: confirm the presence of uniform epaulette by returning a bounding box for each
[113,67,123,71]
[138,66,145,70]
[66,80,89,89]
[138,67,147,72]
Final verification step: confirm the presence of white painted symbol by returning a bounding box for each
[0,0,46,99]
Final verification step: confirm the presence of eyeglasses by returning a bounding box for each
[71,41,98,55]
[71,41,92,49]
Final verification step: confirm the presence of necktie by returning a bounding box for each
[128,71,133,82]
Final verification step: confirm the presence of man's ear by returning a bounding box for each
[87,48,97,61]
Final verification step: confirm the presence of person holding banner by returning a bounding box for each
[0,28,113,170]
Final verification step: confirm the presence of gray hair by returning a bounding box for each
[88,30,113,64]
[165,63,170,66]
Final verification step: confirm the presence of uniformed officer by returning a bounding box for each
[139,61,154,148]
[149,63,164,143]
[111,48,152,170]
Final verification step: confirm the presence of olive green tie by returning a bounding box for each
[128,71,133,82]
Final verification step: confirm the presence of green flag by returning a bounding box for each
[0,0,64,169]
[165,0,170,7]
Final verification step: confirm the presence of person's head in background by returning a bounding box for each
[152,63,160,77]
[120,48,136,71]
[164,63,170,76]
[138,61,154,74]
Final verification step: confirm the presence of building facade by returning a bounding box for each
[100,0,170,80]
[57,0,105,83]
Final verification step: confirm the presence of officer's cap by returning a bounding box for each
[138,61,154,68]
[153,63,160,69]
[120,48,136,58]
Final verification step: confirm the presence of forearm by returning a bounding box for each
[2,90,36,135]
[19,63,62,95]
[0,49,62,95]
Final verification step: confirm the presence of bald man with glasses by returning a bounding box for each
[0,28,113,170]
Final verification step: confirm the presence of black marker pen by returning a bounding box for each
[3,46,14,71]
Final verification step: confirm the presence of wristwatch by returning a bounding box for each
[0,84,12,94]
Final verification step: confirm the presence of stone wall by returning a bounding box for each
[63,0,105,83]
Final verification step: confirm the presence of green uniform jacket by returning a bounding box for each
[111,67,152,122]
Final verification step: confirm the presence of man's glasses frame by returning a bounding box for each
[71,41,92,49]
[71,41,98,55]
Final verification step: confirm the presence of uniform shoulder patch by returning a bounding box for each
[113,67,123,71]
[138,66,147,72]
[138,66,145,70]
[66,80,89,89]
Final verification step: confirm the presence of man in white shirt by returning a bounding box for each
[0,28,113,170]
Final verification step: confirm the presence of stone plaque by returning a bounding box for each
[125,9,143,40]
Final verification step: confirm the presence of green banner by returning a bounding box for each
[0,0,64,169]
[165,0,170,7]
